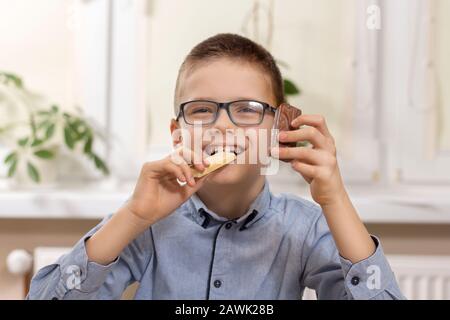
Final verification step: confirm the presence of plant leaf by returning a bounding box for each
[68,119,83,139]
[10,74,23,88]
[7,159,18,177]
[84,136,93,154]
[37,119,51,130]
[4,152,17,164]
[45,123,55,139]
[27,161,40,183]
[18,137,29,147]
[92,153,110,175]
[30,115,37,137]
[284,78,301,96]
[36,110,51,116]
[31,138,44,147]
[51,105,59,113]
[34,149,54,159]
[64,127,75,149]
[0,72,23,88]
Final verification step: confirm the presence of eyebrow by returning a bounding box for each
[188,97,260,102]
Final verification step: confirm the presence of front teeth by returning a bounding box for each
[205,145,244,156]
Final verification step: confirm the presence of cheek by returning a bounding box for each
[180,126,203,150]
[243,122,273,156]
[261,116,275,149]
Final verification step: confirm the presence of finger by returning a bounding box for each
[177,160,196,187]
[174,146,207,172]
[188,174,209,191]
[270,146,313,165]
[278,126,328,150]
[290,114,333,139]
[164,161,187,184]
[274,146,333,165]
[291,160,316,182]
[181,146,209,171]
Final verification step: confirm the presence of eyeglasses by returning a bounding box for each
[176,100,277,126]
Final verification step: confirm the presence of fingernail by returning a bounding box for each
[279,132,287,140]
[291,120,296,127]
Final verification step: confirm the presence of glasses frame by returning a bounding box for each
[176,99,277,126]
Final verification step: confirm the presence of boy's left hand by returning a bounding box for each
[272,114,346,207]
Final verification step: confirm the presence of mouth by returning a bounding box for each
[203,144,246,157]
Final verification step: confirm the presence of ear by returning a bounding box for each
[170,119,182,148]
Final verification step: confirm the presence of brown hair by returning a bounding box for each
[174,33,285,115]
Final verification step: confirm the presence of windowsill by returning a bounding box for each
[0,178,133,220]
[268,177,450,224]
[1,178,450,224]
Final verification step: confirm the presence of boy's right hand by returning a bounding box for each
[122,146,210,226]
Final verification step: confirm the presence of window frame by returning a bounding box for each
[380,0,450,183]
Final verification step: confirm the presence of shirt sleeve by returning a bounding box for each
[299,210,406,300]
[26,214,153,300]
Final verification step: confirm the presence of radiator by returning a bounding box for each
[303,254,450,300]
[388,255,450,300]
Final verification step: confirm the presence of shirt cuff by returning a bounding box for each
[338,235,398,299]
[55,234,120,297]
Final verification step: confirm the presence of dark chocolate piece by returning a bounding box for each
[273,103,302,147]
[271,103,303,162]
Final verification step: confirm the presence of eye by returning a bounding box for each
[234,104,263,114]
[192,107,213,114]
[185,102,216,115]
[237,107,258,113]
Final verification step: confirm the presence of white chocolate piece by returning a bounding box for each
[191,151,236,178]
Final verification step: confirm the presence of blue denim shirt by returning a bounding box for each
[27,182,405,300]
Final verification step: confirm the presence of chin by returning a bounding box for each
[205,163,258,185]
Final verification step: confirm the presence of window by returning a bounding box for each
[0,0,112,180]
[387,0,450,183]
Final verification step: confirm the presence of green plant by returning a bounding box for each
[276,60,301,98]
[283,78,301,96]
[0,72,109,183]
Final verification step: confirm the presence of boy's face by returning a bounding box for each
[171,58,277,186]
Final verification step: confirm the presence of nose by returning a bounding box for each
[212,108,236,132]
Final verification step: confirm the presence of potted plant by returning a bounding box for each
[0,72,109,187]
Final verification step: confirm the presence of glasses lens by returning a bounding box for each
[230,101,264,125]
[183,101,218,124]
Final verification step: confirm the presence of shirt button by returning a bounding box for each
[351,276,360,286]
[225,222,232,229]
[213,280,222,288]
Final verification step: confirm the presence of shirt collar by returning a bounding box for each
[187,180,271,230]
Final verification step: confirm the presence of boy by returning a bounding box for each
[27,34,404,300]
